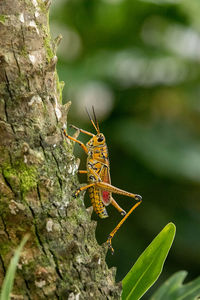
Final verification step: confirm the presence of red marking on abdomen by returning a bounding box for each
[102,190,110,205]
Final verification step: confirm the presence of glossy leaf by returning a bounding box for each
[0,235,29,300]
[150,271,200,300]
[122,223,176,300]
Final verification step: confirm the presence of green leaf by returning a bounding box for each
[0,235,29,300]
[122,223,176,300]
[150,271,200,300]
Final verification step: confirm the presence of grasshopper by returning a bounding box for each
[64,108,142,253]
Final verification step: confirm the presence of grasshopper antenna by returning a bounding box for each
[85,107,99,133]
[92,106,100,134]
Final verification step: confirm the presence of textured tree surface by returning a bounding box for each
[0,1,121,299]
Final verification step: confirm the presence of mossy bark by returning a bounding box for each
[0,1,121,299]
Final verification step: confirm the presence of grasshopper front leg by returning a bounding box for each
[63,129,88,154]
[70,125,94,137]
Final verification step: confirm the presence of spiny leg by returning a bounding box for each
[63,129,88,154]
[107,200,142,254]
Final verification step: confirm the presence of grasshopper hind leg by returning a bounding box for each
[111,197,126,216]
[107,199,142,254]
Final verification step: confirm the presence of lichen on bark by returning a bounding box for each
[0,0,121,299]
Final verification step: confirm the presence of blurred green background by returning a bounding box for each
[50,0,200,297]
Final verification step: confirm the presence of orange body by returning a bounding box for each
[63,108,142,253]
[86,134,111,218]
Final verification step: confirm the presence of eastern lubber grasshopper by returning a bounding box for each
[64,108,142,253]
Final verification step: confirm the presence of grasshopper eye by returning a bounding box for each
[97,136,104,142]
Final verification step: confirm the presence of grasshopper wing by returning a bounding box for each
[100,165,112,206]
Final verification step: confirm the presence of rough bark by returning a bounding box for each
[0,1,121,299]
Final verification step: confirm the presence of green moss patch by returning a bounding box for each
[3,161,37,195]
[0,15,6,24]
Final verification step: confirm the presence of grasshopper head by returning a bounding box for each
[94,133,105,145]
[87,133,105,147]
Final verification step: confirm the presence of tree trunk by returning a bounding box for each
[0,1,121,299]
